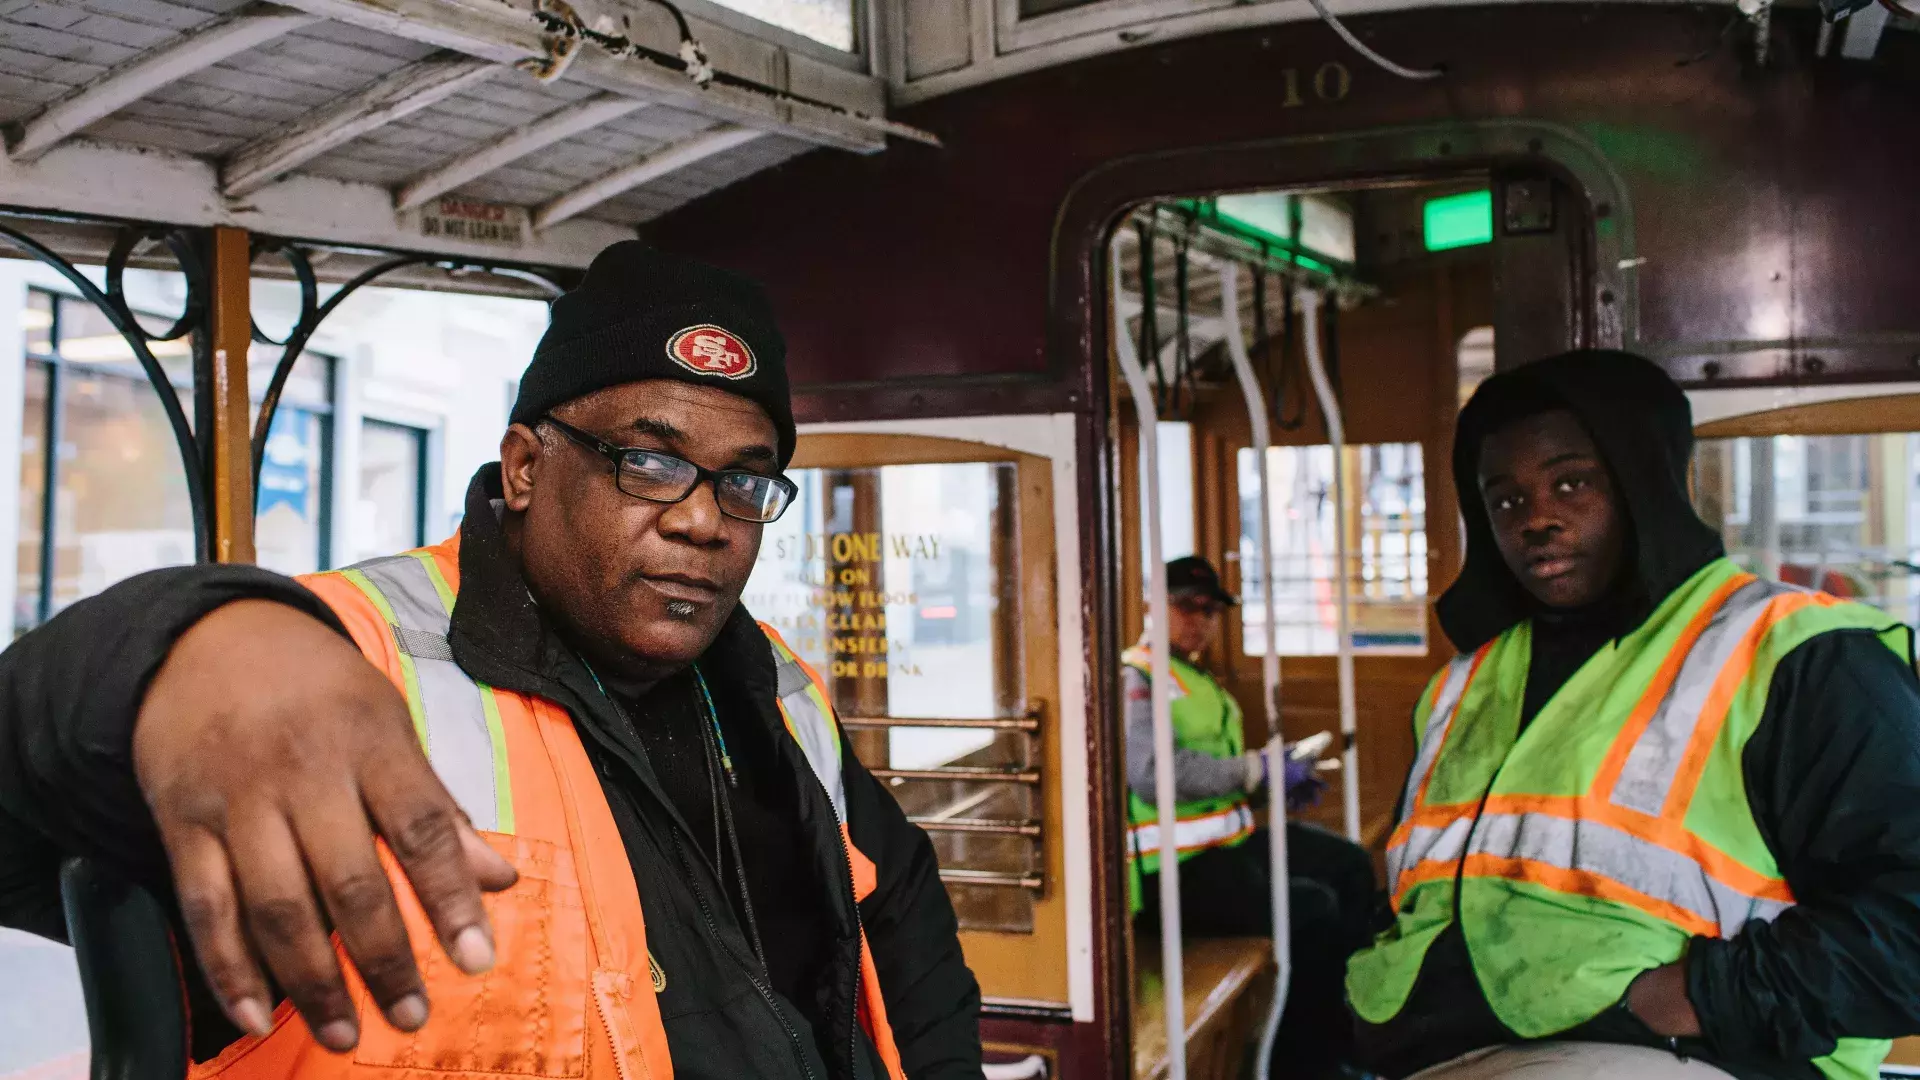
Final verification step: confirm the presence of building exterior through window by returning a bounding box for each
[1237,442,1430,656]
[1694,432,1920,629]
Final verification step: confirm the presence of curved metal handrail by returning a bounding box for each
[1220,263,1294,1080]
[1113,237,1188,1080]
[1299,291,1362,843]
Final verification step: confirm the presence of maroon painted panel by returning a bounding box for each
[649,6,1920,400]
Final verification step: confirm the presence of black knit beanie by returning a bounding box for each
[510,241,795,465]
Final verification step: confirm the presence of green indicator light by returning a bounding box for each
[1424,189,1493,251]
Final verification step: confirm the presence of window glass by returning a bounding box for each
[14,283,214,634]
[24,288,52,356]
[15,361,47,639]
[251,348,333,576]
[248,344,333,417]
[706,0,855,49]
[1140,421,1194,583]
[51,364,198,617]
[50,289,193,392]
[355,421,426,564]
[256,405,331,575]
[749,461,1021,722]
[745,460,1035,931]
[1458,326,1494,409]
[1238,443,1429,656]
[1694,433,1920,626]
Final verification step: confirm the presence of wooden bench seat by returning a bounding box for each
[1134,937,1276,1080]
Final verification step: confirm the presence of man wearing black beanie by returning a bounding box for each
[0,242,982,1080]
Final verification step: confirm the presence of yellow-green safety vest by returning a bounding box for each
[1122,648,1257,880]
[1346,559,1912,1080]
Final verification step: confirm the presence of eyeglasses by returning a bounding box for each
[540,415,797,523]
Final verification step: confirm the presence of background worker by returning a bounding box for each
[0,243,980,1080]
[1126,555,1376,1079]
[1348,350,1920,1080]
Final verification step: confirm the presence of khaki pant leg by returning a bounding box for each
[1406,1043,1740,1080]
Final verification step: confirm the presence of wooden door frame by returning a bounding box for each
[1051,118,1627,1073]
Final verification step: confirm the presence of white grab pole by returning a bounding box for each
[1113,247,1187,1080]
[1299,291,1362,843]
[1219,264,1292,1080]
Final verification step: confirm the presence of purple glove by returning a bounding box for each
[1282,751,1327,812]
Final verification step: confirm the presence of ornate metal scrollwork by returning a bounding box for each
[0,219,214,561]
[246,240,564,483]
[1,216,567,568]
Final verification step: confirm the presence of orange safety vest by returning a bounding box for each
[187,535,906,1080]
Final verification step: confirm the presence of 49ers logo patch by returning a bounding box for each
[666,324,755,380]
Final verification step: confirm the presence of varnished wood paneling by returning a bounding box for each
[208,224,253,564]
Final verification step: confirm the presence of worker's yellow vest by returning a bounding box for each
[188,535,906,1080]
[1121,648,1256,876]
[1347,559,1911,1080]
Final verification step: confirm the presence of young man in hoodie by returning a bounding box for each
[1346,350,1920,1080]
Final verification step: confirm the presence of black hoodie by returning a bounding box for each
[1355,351,1920,1080]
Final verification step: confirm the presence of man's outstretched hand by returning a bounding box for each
[133,600,519,1052]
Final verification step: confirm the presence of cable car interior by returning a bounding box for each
[2,0,1919,1078]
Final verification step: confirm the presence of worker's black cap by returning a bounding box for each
[1167,556,1238,606]
[510,241,795,465]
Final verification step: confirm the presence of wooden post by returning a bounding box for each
[209,226,255,563]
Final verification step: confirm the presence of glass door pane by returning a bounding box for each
[746,457,1037,931]
[354,421,425,563]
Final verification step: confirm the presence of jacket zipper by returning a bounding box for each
[669,827,823,1080]
[796,763,866,1078]
[564,687,823,1080]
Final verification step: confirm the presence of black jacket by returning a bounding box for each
[0,466,981,1080]
[1358,352,1920,1079]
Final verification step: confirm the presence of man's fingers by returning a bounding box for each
[362,760,499,976]
[227,812,360,1053]
[461,822,520,892]
[167,829,274,1038]
[293,794,430,1034]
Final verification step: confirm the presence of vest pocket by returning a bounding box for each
[353,834,590,1076]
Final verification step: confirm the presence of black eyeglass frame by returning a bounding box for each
[539,414,797,523]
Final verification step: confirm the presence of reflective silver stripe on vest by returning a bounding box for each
[351,555,504,833]
[1399,655,1478,813]
[1128,803,1256,858]
[1608,577,1794,817]
[1385,654,1479,890]
[1387,817,1476,896]
[772,648,847,824]
[1463,811,1792,936]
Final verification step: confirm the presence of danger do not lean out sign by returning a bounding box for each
[419,196,528,246]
